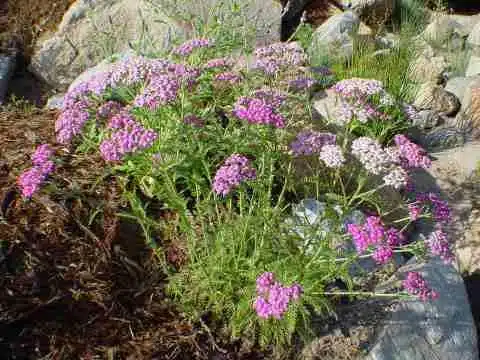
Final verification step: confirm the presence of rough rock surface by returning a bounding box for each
[468,20,480,55]
[466,55,480,77]
[409,54,447,84]
[453,76,480,132]
[364,258,478,360]
[30,0,283,91]
[0,55,16,104]
[413,82,461,116]
[308,11,360,61]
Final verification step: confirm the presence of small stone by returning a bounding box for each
[425,325,444,345]
[421,126,466,151]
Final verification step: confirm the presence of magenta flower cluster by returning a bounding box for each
[172,38,215,56]
[17,144,56,198]
[347,216,404,264]
[290,131,336,156]
[100,113,157,162]
[254,42,306,75]
[393,135,431,169]
[233,95,286,128]
[212,154,256,196]
[402,272,438,301]
[253,272,302,319]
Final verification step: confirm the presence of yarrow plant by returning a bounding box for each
[32,32,450,354]
[212,154,256,196]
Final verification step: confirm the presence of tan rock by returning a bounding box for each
[413,82,461,116]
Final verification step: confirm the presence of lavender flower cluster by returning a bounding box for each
[100,112,157,162]
[212,154,256,196]
[133,75,180,110]
[402,271,438,301]
[410,192,451,224]
[254,42,306,75]
[347,216,404,264]
[332,78,393,124]
[253,272,302,319]
[96,100,123,119]
[172,38,215,57]
[55,56,201,144]
[290,131,337,156]
[17,144,56,198]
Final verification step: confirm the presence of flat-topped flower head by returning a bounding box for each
[204,57,234,69]
[233,96,285,128]
[334,78,384,99]
[214,71,243,84]
[351,137,392,175]
[100,121,157,162]
[212,154,256,196]
[173,38,215,56]
[133,75,179,110]
[97,100,123,119]
[426,227,453,264]
[402,272,438,301]
[253,272,302,320]
[319,144,345,168]
[17,167,47,198]
[291,131,336,156]
[254,42,306,75]
[393,135,431,169]
[31,144,54,167]
[383,166,409,189]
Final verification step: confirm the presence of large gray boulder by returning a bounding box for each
[308,11,360,62]
[30,0,283,91]
[365,258,478,360]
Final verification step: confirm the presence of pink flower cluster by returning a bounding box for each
[254,42,306,75]
[290,131,337,156]
[347,216,404,264]
[233,95,286,128]
[17,144,56,198]
[393,135,431,169]
[402,272,438,301]
[172,38,215,56]
[253,272,302,319]
[212,154,256,196]
[100,112,157,162]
